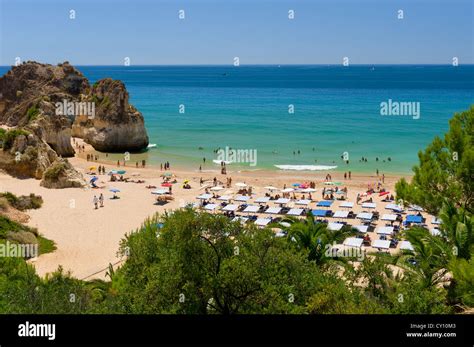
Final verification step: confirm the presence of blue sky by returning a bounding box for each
[1,0,473,65]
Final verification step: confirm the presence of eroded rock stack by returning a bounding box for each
[0,61,149,187]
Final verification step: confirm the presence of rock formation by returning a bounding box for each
[71,78,149,152]
[0,61,149,186]
[40,158,86,189]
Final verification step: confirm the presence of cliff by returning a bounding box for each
[0,61,149,185]
[71,78,149,152]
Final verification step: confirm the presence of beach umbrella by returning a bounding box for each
[109,188,120,193]
[292,183,301,187]
[324,181,335,185]
[90,176,98,183]
[301,188,316,193]
[334,182,342,186]
[117,170,126,175]
[235,182,247,188]
[264,186,278,191]
[161,183,172,187]
[379,191,390,196]
[184,180,189,184]
[281,188,294,193]
[162,172,172,177]
[210,186,224,191]
[108,170,118,175]
[89,166,96,171]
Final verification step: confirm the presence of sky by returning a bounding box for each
[0,0,473,65]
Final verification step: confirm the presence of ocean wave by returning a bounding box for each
[274,165,337,171]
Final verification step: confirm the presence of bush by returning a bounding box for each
[0,192,43,211]
[2,129,29,150]
[0,198,10,211]
[6,231,38,245]
[44,162,68,180]
[37,235,56,255]
[26,105,40,122]
[0,215,36,238]
[0,128,6,148]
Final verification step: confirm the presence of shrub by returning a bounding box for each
[26,105,40,122]
[6,231,38,245]
[0,215,33,238]
[0,198,9,210]
[0,192,43,211]
[2,129,29,150]
[37,235,56,255]
[44,162,68,180]
[0,128,6,148]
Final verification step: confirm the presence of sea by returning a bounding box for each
[1,64,473,174]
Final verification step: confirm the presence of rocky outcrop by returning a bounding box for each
[0,130,58,179]
[0,61,149,184]
[71,78,149,152]
[40,158,86,189]
[0,61,88,157]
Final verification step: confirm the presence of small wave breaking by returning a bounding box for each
[274,165,337,171]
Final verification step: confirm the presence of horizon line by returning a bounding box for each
[1,63,474,68]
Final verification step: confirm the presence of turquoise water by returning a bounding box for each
[1,65,473,173]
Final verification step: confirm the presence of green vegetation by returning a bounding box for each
[0,192,54,260]
[280,213,356,265]
[26,105,40,122]
[0,107,471,314]
[396,106,473,215]
[0,128,30,150]
[0,192,43,211]
[43,161,68,180]
[0,215,33,238]
[37,235,57,255]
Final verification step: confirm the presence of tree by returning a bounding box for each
[395,106,474,215]
[448,258,474,308]
[280,212,356,266]
[395,227,452,289]
[438,202,474,260]
[112,208,334,314]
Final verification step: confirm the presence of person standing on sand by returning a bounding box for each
[349,171,351,179]
[199,165,202,172]
[169,185,172,195]
[382,173,385,183]
[93,195,98,209]
[117,160,120,167]
[99,193,104,207]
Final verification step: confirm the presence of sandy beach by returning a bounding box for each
[0,138,439,280]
